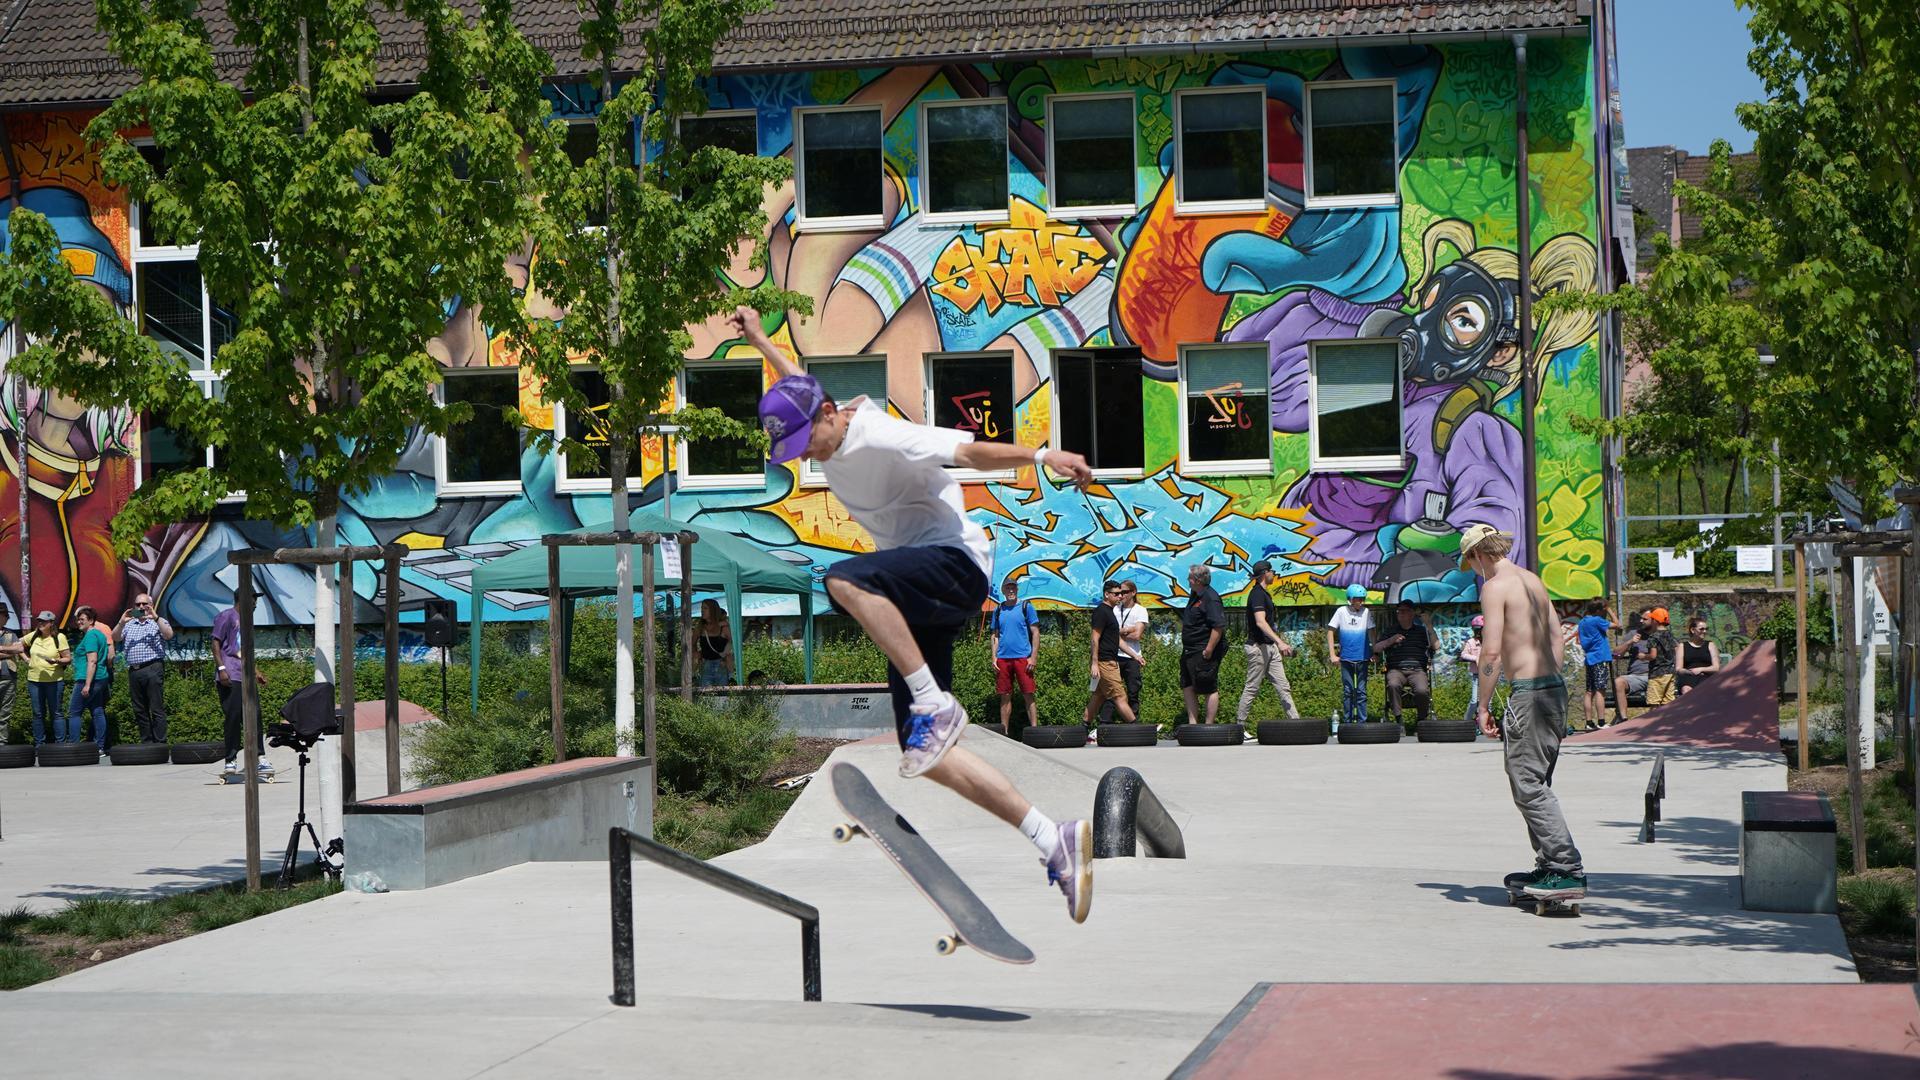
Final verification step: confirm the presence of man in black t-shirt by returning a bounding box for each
[1179,564,1228,724]
[1083,582,1137,727]
[1236,560,1300,724]
[1374,600,1434,723]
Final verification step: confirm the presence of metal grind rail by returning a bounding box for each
[609,828,821,1005]
[1640,751,1667,843]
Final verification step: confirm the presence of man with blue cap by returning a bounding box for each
[1325,582,1375,725]
[731,306,1102,924]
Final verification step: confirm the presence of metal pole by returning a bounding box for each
[548,544,566,762]
[1794,542,1809,773]
[800,917,821,1003]
[1771,446,1783,589]
[679,532,696,702]
[1513,33,1537,570]
[382,556,401,795]
[641,534,657,763]
[610,832,634,1007]
[1839,556,1866,875]
[237,570,261,891]
[337,557,356,806]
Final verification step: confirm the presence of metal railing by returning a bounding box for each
[1622,511,1814,589]
[1092,767,1186,859]
[609,828,821,1005]
[1639,751,1667,843]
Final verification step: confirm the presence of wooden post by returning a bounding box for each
[1838,556,1867,875]
[337,557,357,807]
[382,554,401,795]
[237,570,261,892]
[640,532,658,763]
[679,531,696,702]
[548,544,566,763]
[1794,542,1809,773]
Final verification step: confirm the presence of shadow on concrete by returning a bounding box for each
[1446,1040,1920,1079]
[1415,882,1513,907]
[21,855,284,904]
[1601,815,1741,867]
[863,1003,1032,1023]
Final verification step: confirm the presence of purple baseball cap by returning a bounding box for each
[759,374,826,464]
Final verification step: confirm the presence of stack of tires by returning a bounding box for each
[1094,723,1157,747]
[1336,722,1402,745]
[1019,725,1087,749]
[1172,724,1243,746]
[1256,719,1330,745]
[1414,719,1479,743]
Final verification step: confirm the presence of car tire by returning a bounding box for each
[1336,722,1403,745]
[1095,723,1158,747]
[1257,719,1330,745]
[0,744,34,769]
[1415,719,1480,743]
[1020,726,1088,749]
[36,743,100,766]
[170,741,226,765]
[1174,723,1245,747]
[109,743,173,766]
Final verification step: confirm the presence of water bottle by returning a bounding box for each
[344,871,389,894]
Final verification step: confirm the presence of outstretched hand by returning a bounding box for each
[1040,449,1095,490]
[726,305,756,340]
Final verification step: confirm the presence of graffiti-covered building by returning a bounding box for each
[0,0,1629,629]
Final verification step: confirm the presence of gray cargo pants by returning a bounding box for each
[1237,643,1300,722]
[1502,675,1583,875]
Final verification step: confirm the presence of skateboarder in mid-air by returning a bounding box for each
[734,307,1097,922]
[1459,523,1586,907]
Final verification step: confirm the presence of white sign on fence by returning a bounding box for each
[660,538,681,580]
[1735,545,1774,573]
[1657,548,1695,577]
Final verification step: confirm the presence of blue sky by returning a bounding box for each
[1615,0,1765,153]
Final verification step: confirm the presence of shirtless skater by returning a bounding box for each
[735,307,1098,922]
[1460,524,1586,905]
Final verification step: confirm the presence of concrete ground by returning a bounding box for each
[0,728,412,912]
[1,726,1858,1078]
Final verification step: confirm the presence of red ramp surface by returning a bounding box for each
[1173,982,1920,1079]
[1579,640,1779,753]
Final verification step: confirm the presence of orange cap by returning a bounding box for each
[1648,607,1670,625]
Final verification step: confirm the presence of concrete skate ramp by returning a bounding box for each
[766,726,1191,850]
[1580,640,1779,753]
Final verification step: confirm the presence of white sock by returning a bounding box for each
[1021,807,1060,860]
[903,665,942,707]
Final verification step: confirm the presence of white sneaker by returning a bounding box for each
[898,693,967,778]
[222,758,242,775]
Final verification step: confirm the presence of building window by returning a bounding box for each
[563,119,609,227]
[796,107,884,227]
[143,379,228,486]
[555,367,620,489]
[1305,82,1398,205]
[1047,94,1135,215]
[1053,347,1143,474]
[926,352,1012,443]
[799,356,887,485]
[1179,344,1269,474]
[922,100,1007,220]
[1310,339,1402,469]
[439,368,523,490]
[681,362,765,487]
[1174,88,1266,210]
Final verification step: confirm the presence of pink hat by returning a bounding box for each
[1470,615,1485,628]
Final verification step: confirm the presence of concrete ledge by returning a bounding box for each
[696,684,893,740]
[1740,790,1838,914]
[343,757,653,890]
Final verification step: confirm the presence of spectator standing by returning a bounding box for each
[1326,584,1374,725]
[1675,617,1722,693]
[1375,600,1434,724]
[989,579,1040,734]
[1084,582,1138,729]
[1460,615,1486,723]
[1236,560,1299,725]
[67,606,113,752]
[210,599,273,779]
[694,600,733,687]
[24,611,69,745]
[114,593,173,743]
[1644,607,1678,705]
[1179,564,1227,725]
[1575,600,1620,733]
[0,623,21,741]
[1099,581,1147,724]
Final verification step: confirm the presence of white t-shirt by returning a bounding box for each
[1114,602,1148,662]
[1326,605,1374,662]
[820,399,993,578]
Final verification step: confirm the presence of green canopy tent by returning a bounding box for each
[467,513,817,711]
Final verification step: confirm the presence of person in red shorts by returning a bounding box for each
[988,578,1040,736]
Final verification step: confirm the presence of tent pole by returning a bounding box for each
[548,544,566,762]
[680,531,695,701]
[641,533,658,763]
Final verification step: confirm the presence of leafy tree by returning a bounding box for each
[516,0,806,750]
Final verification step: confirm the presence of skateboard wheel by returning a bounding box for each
[832,823,857,843]
[935,935,960,956]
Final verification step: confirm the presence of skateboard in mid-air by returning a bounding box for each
[828,763,1034,964]
[1505,874,1582,916]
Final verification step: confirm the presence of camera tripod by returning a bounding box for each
[277,743,341,889]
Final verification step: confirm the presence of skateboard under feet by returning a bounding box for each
[829,762,1035,964]
[209,769,277,785]
[1506,884,1582,916]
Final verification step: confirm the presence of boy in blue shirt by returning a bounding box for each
[1325,584,1375,725]
[1576,600,1621,732]
[989,578,1040,734]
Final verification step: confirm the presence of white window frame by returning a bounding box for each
[793,104,887,232]
[918,98,1010,226]
[1176,342,1272,477]
[1172,86,1268,215]
[435,367,525,496]
[676,359,767,491]
[1045,93,1138,219]
[1048,347,1144,480]
[1302,79,1401,209]
[924,350,1016,483]
[798,355,887,488]
[553,365,647,495]
[1307,338,1405,472]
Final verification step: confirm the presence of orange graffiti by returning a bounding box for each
[930,199,1109,315]
[779,489,874,551]
[1202,382,1254,429]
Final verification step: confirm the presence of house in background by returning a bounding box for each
[0,0,1629,635]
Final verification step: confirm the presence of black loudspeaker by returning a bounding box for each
[422,598,457,647]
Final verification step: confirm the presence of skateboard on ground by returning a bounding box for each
[209,769,277,785]
[828,763,1035,964]
[1506,880,1582,916]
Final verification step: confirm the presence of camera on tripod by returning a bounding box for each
[268,721,322,753]
[273,682,347,887]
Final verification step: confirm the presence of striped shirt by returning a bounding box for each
[121,616,167,666]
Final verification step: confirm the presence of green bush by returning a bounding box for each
[655,692,793,802]
[1839,877,1915,938]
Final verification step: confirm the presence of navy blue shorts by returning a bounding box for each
[825,545,988,749]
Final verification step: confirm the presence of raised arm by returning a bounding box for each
[952,440,1095,488]
[728,306,804,380]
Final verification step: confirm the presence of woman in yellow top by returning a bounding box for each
[25,610,72,746]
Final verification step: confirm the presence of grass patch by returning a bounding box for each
[1840,876,1916,938]
[0,946,57,991]
[655,788,799,861]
